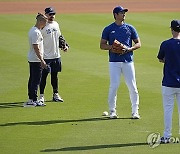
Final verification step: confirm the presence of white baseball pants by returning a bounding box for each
[162,86,180,138]
[108,62,139,114]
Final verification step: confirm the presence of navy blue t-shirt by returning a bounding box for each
[157,38,180,88]
[101,22,139,62]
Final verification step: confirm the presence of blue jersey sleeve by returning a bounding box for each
[129,25,139,40]
[157,41,165,60]
[101,26,109,41]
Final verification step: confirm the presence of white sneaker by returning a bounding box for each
[23,99,36,107]
[132,112,140,119]
[53,93,64,102]
[35,100,46,107]
[39,94,45,103]
[110,111,118,119]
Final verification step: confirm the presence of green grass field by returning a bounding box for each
[0,12,180,154]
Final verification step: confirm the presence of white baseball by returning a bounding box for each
[102,111,108,116]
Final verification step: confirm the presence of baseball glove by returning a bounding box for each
[111,40,129,54]
[59,35,70,51]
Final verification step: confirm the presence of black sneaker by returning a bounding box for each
[160,137,170,144]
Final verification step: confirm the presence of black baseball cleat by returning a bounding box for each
[160,137,170,144]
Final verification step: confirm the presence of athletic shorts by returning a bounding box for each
[44,58,62,73]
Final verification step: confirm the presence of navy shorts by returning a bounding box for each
[44,58,62,73]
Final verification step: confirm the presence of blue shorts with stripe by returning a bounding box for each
[44,58,62,73]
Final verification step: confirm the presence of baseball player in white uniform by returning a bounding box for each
[100,6,141,119]
[24,13,47,107]
[39,7,68,103]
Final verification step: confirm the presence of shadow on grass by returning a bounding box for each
[40,142,147,152]
[0,100,68,109]
[0,117,132,127]
[0,102,24,108]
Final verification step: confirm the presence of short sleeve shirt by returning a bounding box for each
[41,21,61,59]
[101,23,139,62]
[28,27,44,62]
[157,38,180,87]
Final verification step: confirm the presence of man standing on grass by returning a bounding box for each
[39,7,69,103]
[100,6,141,119]
[24,13,48,107]
[157,20,180,143]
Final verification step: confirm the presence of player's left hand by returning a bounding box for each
[59,35,70,52]
[63,45,69,52]
[111,40,130,55]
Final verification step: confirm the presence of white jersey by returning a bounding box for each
[41,21,61,59]
[28,27,44,62]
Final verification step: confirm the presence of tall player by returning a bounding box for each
[39,7,69,103]
[100,6,141,119]
[157,20,180,143]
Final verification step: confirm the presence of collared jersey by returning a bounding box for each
[157,38,180,88]
[101,22,139,62]
[41,21,61,59]
[28,26,44,62]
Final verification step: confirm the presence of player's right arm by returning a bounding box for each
[157,42,165,63]
[159,58,165,63]
[100,26,113,51]
[33,44,47,68]
[100,39,112,50]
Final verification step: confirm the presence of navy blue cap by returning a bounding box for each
[113,6,128,14]
[45,7,56,14]
[171,20,180,32]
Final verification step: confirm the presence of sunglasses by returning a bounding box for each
[49,13,55,16]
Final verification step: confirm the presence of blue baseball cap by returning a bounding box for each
[45,7,56,14]
[171,20,180,32]
[113,6,128,14]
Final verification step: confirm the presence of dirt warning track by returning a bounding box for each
[0,0,179,14]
